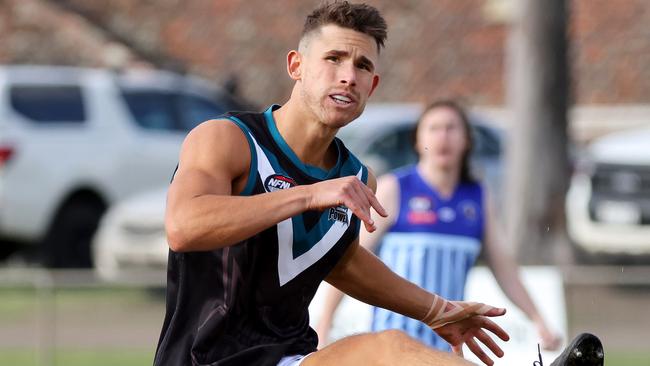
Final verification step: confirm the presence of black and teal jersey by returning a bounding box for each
[154,105,368,366]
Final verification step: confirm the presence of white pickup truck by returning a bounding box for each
[566,127,650,259]
[0,65,241,267]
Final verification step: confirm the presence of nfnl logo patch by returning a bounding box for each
[328,206,349,225]
[264,174,296,192]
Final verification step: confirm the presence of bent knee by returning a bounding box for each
[376,329,413,345]
[373,330,421,362]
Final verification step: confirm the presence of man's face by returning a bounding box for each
[294,24,380,129]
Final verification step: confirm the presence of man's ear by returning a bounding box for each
[368,74,380,97]
[287,50,302,80]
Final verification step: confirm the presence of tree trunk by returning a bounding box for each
[505,0,571,264]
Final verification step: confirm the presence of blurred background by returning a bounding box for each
[0,0,649,365]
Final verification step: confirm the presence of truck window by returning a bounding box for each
[10,85,86,123]
[121,91,177,131]
[177,94,228,131]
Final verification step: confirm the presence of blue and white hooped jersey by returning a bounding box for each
[155,105,367,366]
[372,165,485,351]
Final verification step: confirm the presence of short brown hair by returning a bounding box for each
[302,1,388,53]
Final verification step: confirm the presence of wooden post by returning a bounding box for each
[505,0,571,264]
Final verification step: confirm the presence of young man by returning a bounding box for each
[154,2,509,366]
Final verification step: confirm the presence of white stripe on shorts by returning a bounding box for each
[277,353,313,366]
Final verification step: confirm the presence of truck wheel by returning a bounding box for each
[42,200,105,268]
[0,239,20,261]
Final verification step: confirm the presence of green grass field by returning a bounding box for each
[0,348,153,366]
[1,287,649,365]
[605,351,650,365]
[0,287,162,366]
[1,348,649,366]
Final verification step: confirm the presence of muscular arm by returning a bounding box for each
[166,120,386,252]
[322,175,509,365]
[323,189,510,365]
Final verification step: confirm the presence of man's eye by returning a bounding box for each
[326,56,339,62]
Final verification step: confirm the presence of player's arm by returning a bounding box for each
[165,120,386,252]
[316,172,398,346]
[325,235,509,364]
[482,189,561,350]
[325,171,509,364]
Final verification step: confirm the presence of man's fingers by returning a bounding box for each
[346,200,374,231]
[361,183,388,217]
[478,317,510,342]
[467,337,493,366]
[482,306,506,317]
[344,196,375,232]
[476,329,504,358]
[460,302,505,318]
[345,180,378,231]
[351,182,372,216]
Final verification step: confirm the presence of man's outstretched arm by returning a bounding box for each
[325,240,509,365]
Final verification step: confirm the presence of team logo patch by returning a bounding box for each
[264,174,296,192]
[407,196,436,224]
[438,207,456,223]
[409,196,432,211]
[459,201,478,222]
[328,205,349,225]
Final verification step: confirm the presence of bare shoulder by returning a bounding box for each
[183,118,249,153]
[167,118,253,199]
[176,119,251,185]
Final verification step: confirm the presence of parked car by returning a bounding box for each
[0,65,244,267]
[566,127,650,260]
[93,187,169,280]
[92,103,504,280]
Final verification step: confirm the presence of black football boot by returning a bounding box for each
[549,333,604,366]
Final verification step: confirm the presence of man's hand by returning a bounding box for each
[305,176,387,232]
[432,301,509,366]
[435,314,509,366]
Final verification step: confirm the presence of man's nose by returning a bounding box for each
[339,63,357,86]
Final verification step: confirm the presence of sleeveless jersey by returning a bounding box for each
[371,165,484,351]
[154,105,367,366]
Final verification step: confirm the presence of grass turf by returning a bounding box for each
[0,348,154,366]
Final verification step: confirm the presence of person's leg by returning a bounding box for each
[302,330,475,366]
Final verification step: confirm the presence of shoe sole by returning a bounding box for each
[550,332,604,366]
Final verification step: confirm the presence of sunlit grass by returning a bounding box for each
[0,348,154,366]
[0,288,38,320]
[606,351,650,366]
